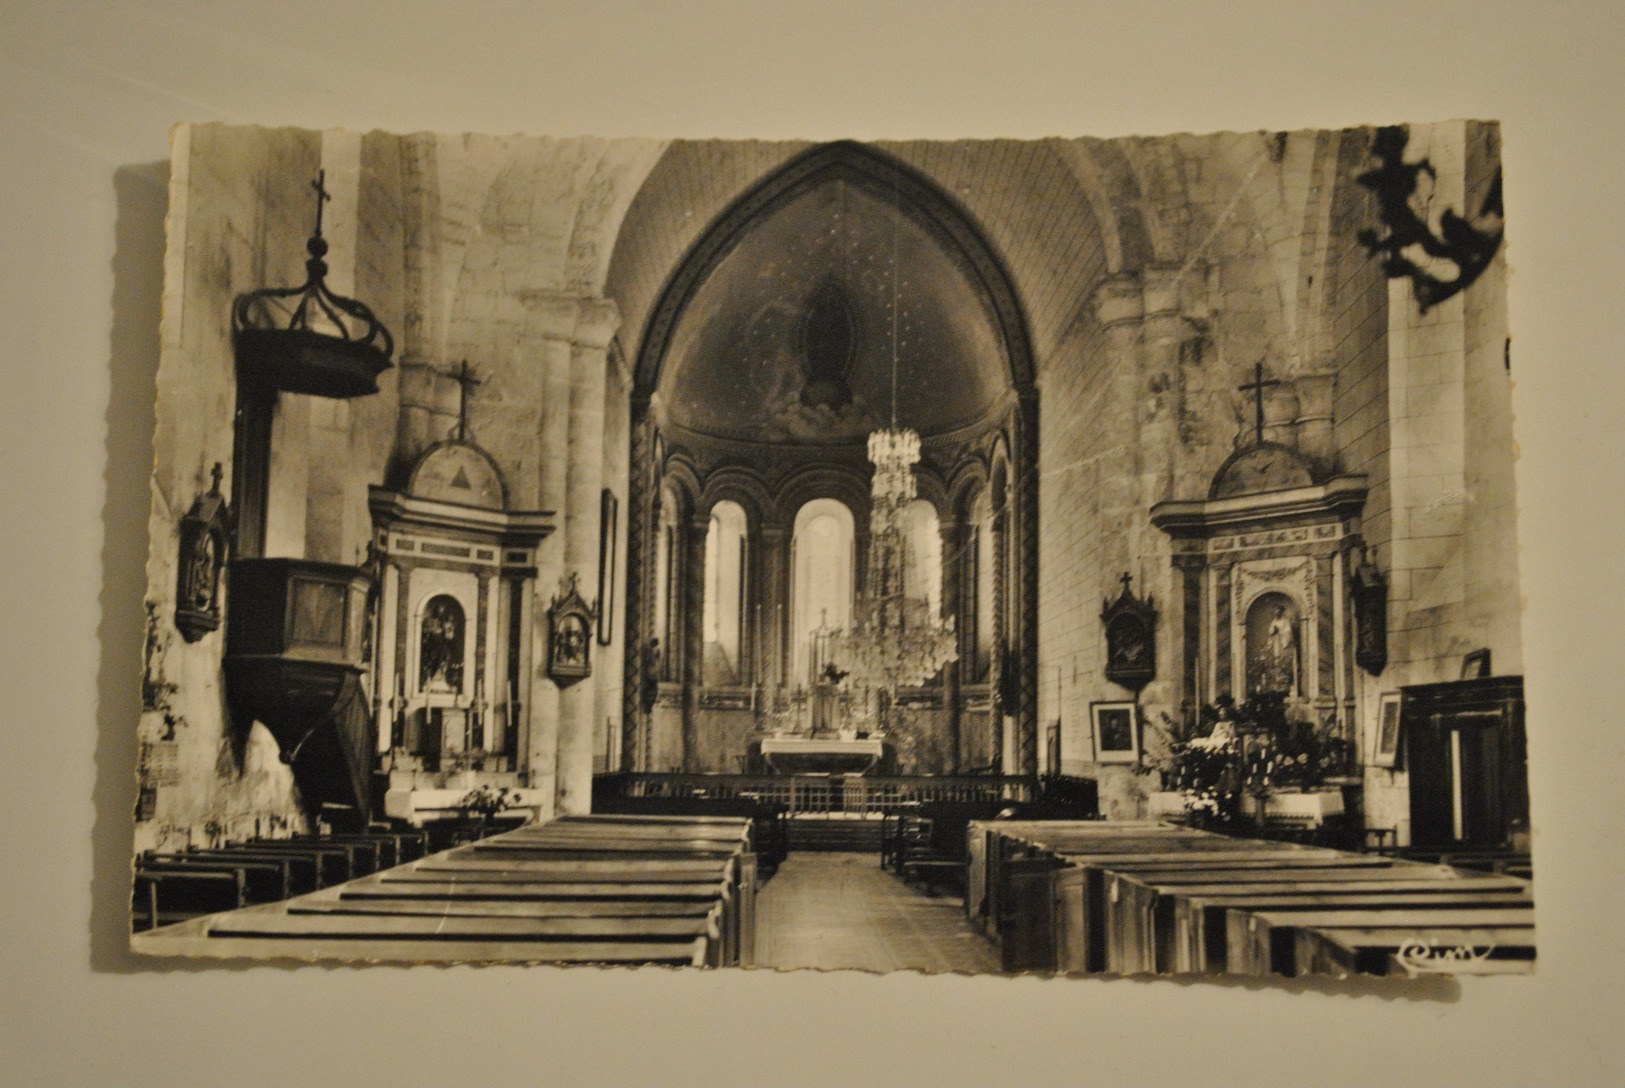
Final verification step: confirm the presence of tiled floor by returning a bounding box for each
[754,852,1004,974]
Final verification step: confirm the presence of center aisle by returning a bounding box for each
[754,852,1002,974]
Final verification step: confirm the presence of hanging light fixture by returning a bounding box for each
[830,193,958,730]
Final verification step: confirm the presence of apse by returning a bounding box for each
[624,143,1040,780]
[656,178,1012,446]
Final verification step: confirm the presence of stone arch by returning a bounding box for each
[633,140,1038,396]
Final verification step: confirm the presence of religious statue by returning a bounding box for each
[1246,594,1299,697]
[419,595,465,692]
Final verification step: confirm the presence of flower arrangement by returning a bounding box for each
[457,783,518,820]
[1137,694,1354,827]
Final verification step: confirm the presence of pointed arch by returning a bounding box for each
[633,141,1038,397]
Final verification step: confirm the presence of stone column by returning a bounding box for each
[1091,274,1147,580]
[620,406,653,771]
[758,525,790,691]
[938,515,962,772]
[555,299,619,816]
[523,293,578,815]
[1014,392,1041,777]
[1140,264,1185,509]
[680,513,710,772]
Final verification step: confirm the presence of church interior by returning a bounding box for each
[130,120,1532,976]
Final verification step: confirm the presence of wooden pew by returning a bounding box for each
[1227,906,1536,977]
[1295,923,1538,978]
[133,814,758,968]
[1174,887,1533,974]
[138,856,291,904]
[969,820,1539,979]
[132,868,244,932]
[148,850,318,896]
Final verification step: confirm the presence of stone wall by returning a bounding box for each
[139,125,330,854]
[1360,121,1520,844]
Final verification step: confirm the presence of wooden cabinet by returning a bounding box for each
[1402,676,1527,849]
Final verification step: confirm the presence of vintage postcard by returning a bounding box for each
[131,121,1530,980]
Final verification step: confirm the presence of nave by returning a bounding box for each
[133,809,1534,979]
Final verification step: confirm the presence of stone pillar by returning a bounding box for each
[523,293,578,816]
[1014,393,1041,777]
[758,525,790,692]
[556,299,619,816]
[680,513,710,772]
[988,460,1009,774]
[1139,265,1185,509]
[939,515,962,772]
[620,407,653,772]
[1091,274,1147,581]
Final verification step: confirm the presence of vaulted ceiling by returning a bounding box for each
[657,177,1011,445]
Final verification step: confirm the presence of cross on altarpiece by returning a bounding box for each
[1238,361,1283,445]
[1119,571,1134,594]
[450,360,481,441]
[309,170,331,239]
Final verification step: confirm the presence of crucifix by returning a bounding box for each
[450,360,481,441]
[309,170,331,239]
[1237,361,1283,445]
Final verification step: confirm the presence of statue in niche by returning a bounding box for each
[1246,592,1300,697]
[419,595,465,692]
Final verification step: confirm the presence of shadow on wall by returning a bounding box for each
[92,162,227,975]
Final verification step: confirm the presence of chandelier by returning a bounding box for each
[829,431,957,706]
[823,187,957,730]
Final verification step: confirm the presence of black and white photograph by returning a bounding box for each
[129,119,1535,981]
[8,4,1625,1085]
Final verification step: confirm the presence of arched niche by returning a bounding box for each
[790,498,856,685]
[702,500,750,685]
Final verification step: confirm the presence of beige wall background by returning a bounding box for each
[2,2,1621,1084]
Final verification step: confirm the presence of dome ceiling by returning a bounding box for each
[657,179,1011,445]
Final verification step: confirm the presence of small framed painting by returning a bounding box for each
[1090,701,1140,764]
[1373,690,1403,768]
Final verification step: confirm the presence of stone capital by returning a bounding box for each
[1141,262,1187,320]
[572,297,623,352]
[1089,273,1144,328]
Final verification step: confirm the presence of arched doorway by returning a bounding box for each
[620,141,1039,776]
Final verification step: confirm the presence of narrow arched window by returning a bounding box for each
[702,501,749,685]
[790,498,855,685]
[903,498,942,619]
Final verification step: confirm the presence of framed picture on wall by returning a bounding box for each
[597,488,618,647]
[1373,690,1403,768]
[1090,701,1140,763]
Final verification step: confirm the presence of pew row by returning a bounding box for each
[131,827,432,931]
[967,820,1535,979]
[132,815,758,968]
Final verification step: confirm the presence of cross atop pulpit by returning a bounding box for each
[309,170,331,239]
[1238,361,1284,445]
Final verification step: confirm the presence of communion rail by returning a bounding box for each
[595,773,1036,817]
